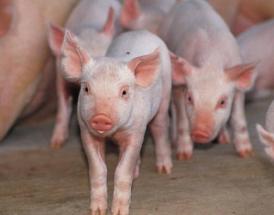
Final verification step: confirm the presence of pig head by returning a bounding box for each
[171,55,256,143]
[0,0,78,141]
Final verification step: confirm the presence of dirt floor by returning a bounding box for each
[1,98,274,215]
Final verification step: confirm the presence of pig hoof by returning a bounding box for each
[218,131,230,144]
[176,152,192,160]
[238,148,253,158]
[156,165,172,174]
[50,136,66,149]
[90,208,107,215]
[111,202,129,215]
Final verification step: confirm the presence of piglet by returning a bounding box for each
[60,30,172,215]
[237,19,274,100]
[257,101,274,160]
[160,0,256,160]
[120,0,175,34]
[48,0,121,149]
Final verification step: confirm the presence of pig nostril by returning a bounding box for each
[90,114,113,132]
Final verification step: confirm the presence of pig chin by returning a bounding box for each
[191,130,218,144]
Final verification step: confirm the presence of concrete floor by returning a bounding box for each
[1,98,274,215]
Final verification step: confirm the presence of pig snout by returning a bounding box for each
[191,129,211,144]
[90,114,113,133]
[191,115,214,143]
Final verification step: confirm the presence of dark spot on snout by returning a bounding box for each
[126,51,130,55]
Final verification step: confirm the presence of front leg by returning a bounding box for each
[218,126,231,145]
[173,88,193,160]
[81,130,107,215]
[231,91,252,157]
[112,133,143,215]
[50,73,73,149]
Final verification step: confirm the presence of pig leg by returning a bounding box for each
[173,89,193,160]
[170,101,177,148]
[149,98,173,174]
[119,144,141,179]
[112,134,143,215]
[218,126,231,144]
[81,130,107,215]
[231,91,253,157]
[50,73,72,149]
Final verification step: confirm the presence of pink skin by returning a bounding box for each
[160,0,256,160]
[120,0,175,35]
[0,0,77,141]
[237,19,274,100]
[257,101,274,160]
[208,0,274,35]
[48,0,120,149]
[60,30,172,215]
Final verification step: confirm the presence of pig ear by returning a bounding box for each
[101,7,115,37]
[169,52,192,86]
[120,0,141,29]
[257,124,274,160]
[48,23,65,56]
[61,30,90,82]
[128,48,160,87]
[225,63,256,91]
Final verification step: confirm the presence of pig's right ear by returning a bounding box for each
[48,23,65,56]
[120,0,141,29]
[101,7,115,37]
[256,124,274,148]
[128,48,160,87]
[169,52,192,86]
[61,31,90,82]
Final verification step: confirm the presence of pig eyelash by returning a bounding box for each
[216,96,228,109]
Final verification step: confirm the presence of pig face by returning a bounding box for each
[78,59,136,136]
[60,31,160,137]
[171,54,256,143]
[48,7,115,58]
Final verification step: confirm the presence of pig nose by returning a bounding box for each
[90,114,113,133]
[191,130,210,143]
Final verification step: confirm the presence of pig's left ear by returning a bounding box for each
[169,52,192,86]
[128,48,160,87]
[225,63,257,91]
[101,7,115,37]
[120,0,141,29]
[48,23,65,56]
[257,124,274,149]
[61,30,91,82]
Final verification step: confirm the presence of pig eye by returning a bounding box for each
[120,86,129,99]
[186,92,193,105]
[82,83,91,94]
[216,96,228,109]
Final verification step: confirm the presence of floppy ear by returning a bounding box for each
[169,52,192,86]
[101,6,115,37]
[61,30,90,82]
[120,0,141,29]
[48,23,65,56]
[257,124,274,159]
[128,48,160,87]
[225,63,257,91]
